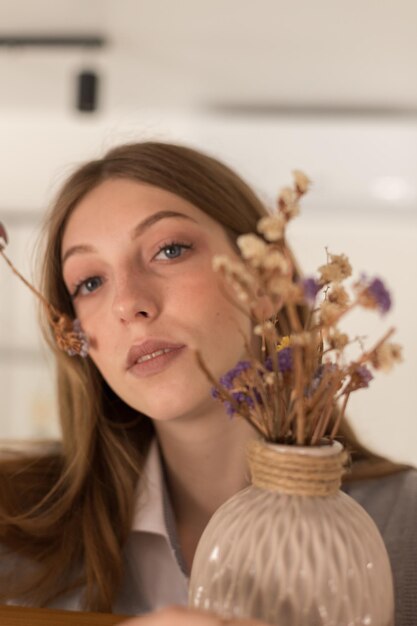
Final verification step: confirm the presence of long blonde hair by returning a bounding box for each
[0,142,409,611]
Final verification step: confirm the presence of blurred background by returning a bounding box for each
[0,0,416,464]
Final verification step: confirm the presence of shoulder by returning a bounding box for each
[343,468,417,531]
[343,469,417,626]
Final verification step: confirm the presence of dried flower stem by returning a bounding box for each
[285,303,303,334]
[238,327,276,439]
[329,391,350,440]
[0,230,89,357]
[242,369,274,440]
[311,401,334,445]
[293,346,305,444]
[358,327,396,365]
[0,249,51,311]
[306,373,333,414]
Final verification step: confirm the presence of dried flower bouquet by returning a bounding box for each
[192,172,403,446]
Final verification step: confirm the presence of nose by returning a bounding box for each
[112,269,158,323]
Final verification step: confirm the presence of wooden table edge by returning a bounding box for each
[0,604,129,625]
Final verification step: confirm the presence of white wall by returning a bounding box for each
[1,111,416,465]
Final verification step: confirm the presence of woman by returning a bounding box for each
[0,142,415,626]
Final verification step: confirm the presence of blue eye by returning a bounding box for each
[155,241,193,260]
[72,276,102,299]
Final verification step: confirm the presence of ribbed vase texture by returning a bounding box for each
[189,446,394,626]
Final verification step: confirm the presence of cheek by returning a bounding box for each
[188,272,252,352]
[185,270,235,319]
[74,294,115,348]
[81,310,117,371]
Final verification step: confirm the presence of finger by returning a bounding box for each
[115,605,269,626]
[115,605,197,626]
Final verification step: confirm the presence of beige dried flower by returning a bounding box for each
[237,234,269,268]
[319,253,352,284]
[257,215,286,242]
[279,186,296,206]
[328,328,349,350]
[288,204,300,219]
[320,302,344,326]
[236,290,250,302]
[290,331,312,347]
[213,255,255,286]
[254,320,276,336]
[212,254,232,272]
[267,276,303,302]
[261,250,288,272]
[293,170,311,194]
[264,372,276,386]
[328,284,350,307]
[228,279,252,304]
[278,187,300,220]
[371,343,403,372]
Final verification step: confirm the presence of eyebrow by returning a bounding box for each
[62,210,198,265]
[131,210,197,239]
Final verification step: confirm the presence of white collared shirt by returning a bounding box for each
[114,437,189,614]
[39,437,189,615]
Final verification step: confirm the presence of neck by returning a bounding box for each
[153,409,257,565]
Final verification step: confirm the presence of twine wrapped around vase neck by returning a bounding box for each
[247,440,349,496]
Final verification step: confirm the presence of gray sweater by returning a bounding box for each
[342,469,417,626]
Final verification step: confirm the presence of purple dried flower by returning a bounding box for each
[221,389,259,419]
[348,364,374,391]
[305,367,323,398]
[264,350,293,373]
[278,347,293,372]
[218,360,252,389]
[367,278,392,314]
[302,277,321,304]
[212,350,290,420]
[64,318,90,358]
[305,363,338,397]
[212,361,263,417]
[356,365,373,387]
[233,391,255,407]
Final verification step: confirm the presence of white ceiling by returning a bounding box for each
[0,0,417,113]
[0,0,416,218]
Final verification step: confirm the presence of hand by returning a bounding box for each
[116,605,269,626]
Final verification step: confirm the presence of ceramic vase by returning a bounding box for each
[189,439,394,626]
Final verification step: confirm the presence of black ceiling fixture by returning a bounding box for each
[0,35,106,48]
[77,70,99,112]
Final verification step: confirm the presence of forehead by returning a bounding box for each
[62,178,226,246]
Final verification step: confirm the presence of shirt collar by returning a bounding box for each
[131,437,169,538]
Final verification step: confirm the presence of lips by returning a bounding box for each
[126,339,185,369]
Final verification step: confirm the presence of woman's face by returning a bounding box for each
[61,178,260,423]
